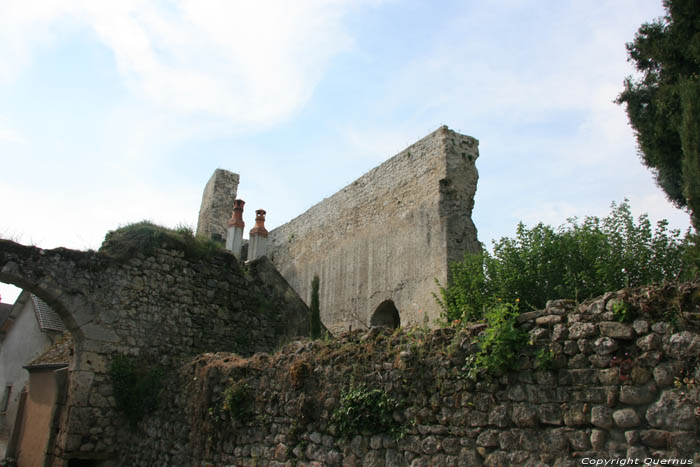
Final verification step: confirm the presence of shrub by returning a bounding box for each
[331,385,401,438]
[109,354,164,427]
[221,380,252,422]
[465,302,526,379]
[436,200,692,322]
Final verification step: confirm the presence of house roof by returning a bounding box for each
[27,332,73,366]
[31,295,66,333]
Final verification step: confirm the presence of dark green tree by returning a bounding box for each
[310,275,321,339]
[616,0,700,231]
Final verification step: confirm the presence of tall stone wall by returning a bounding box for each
[117,282,700,466]
[196,169,240,241]
[267,126,480,334]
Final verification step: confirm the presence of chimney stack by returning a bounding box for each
[248,209,269,261]
[226,199,245,259]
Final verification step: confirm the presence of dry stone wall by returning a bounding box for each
[0,239,311,466]
[119,282,700,466]
[267,126,480,334]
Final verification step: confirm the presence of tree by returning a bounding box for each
[310,275,321,339]
[616,0,700,231]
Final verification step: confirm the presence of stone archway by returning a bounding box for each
[370,300,400,329]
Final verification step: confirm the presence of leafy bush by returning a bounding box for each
[436,201,692,322]
[109,354,164,427]
[221,380,252,422]
[331,385,401,438]
[465,302,526,379]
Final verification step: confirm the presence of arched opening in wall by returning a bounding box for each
[370,300,400,329]
[0,279,78,463]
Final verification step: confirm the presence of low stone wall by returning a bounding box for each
[120,282,700,466]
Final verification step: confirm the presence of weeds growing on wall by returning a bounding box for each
[109,354,164,428]
[100,221,223,261]
[330,385,403,439]
[464,301,527,380]
[436,200,693,322]
[221,379,252,423]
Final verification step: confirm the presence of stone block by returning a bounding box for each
[599,322,634,340]
[613,408,641,428]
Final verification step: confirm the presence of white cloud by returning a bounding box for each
[0,121,23,144]
[0,0,365,125]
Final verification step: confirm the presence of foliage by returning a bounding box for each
[221,379,252,422]
[109,354,164,427]
[99,221,223,261]
[436,201,692,322]
[465,302,527,380]
[611,299,637,323]
[616,0,700,231]
[310,275,321,339]
[330,385,401,438]
[534,345,556,371]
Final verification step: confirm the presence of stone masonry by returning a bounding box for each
[118,282,700,466]
[266,126,480,334]
[0,237,311,466]
[196,169,240,241]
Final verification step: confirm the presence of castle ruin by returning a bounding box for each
[198,126,481,333]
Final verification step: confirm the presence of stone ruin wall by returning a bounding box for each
[0,240,311,466]
[120,283,700,466]
[267,126,480,334]
[196,169,240,241]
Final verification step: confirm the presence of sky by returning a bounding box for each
[0,0,691,304]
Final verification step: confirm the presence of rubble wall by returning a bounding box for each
[121,282,700,466]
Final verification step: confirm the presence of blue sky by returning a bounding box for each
[0,0,691,303]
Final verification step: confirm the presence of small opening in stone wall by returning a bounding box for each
[370,300,400,329]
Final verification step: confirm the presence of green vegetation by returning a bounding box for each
[435,201,691,323]
[534,345,556,371]
[611,299,637,323]
[310,275,321,339]
[221,379,252,422]
[109,354,164,427]
[464,302,527,380]
[99,221,223,261]
[330,385,402,438]
[616,0,700,232]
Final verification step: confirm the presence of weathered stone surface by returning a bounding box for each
[590,406,614,429]
[593,337,618,355]
[646,390,697,430]
[612,408,641,428]
[267,127,480,333]
[569,322,597,339]
[599,322,634,340]
[196,168,240,241]
[619,384,656,405]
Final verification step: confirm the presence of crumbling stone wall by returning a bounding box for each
[267,126,480,334]
[0,239,311,466]
[118,282,700,466]
[196,169,240,241]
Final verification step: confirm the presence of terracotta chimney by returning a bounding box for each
[226,199,245,259]
[248,209,268,260]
